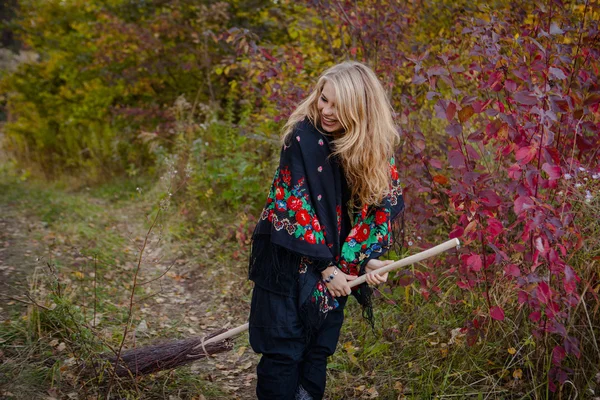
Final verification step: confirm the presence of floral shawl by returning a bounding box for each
[249,118,404,329]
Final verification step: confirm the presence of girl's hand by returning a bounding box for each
[364,259,393,286]
[321,266,357,297]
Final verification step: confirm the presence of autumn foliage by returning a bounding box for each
[235,0,600,393]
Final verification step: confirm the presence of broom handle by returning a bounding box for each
[347,238,460,288]
[203,238,460,345]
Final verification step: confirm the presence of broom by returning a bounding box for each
[107,238,460,376]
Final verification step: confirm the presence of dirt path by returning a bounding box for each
[0,185,258,399]
[117,205,259,399]
[0,206,47,320]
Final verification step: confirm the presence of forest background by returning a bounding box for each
[1,0,599,398]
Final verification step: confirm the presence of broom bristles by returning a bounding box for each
[106,329,233,377]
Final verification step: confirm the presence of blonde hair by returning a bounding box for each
[282,61,399,206]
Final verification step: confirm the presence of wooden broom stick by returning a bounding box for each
[198,238,460,347]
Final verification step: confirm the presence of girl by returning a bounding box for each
[248,61,404,400]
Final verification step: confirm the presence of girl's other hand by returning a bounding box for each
[321,266,357,297]
[364,259,393,286]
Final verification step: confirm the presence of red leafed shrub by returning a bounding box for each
[237,0,600,393]
[398,6,599,392]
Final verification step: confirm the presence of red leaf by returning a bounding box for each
[504,264,520,277]
[412,74,427,85]
[466,254,483,271]
[479,189,502,207]
[490,306,505,321]
[552,346,566,365]
[448,150,465,168]
[434,99,448,119]
[487,217,504,237]
[446,122,462,137]
[449,226,464,239]
[537,282,551,304]
[446,102,456,121]
[535,237,546,253]
[472,99,492,113]
[550,96,570,112]
[514,91,538,105]
[429,158,443,169]
[427,66,449,76]
[458,105,475,123]
[542,163,561,180]
[549,320,567,337]
[456,281,470,290]
[505,79,517,92]
[549,67,567,80]
[433,174,448,184]
[461,95,478,106]
[584,94,600,107]
[508,163,521,179]
[515,145,537,165]
[412,139,425,153]
[529,311,541,322]
[514,195,534,214]
[564,336,580,359]
[260,48,278,62]
[564,265,576,283]
[518,291,528,304]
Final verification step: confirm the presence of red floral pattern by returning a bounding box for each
[261,166,326,244]
[354,223,371,242]
[338,157,403,278]
[299,257,339,312]
[311,281,338,312]
[309,157,404,313]
[375,210,388,224]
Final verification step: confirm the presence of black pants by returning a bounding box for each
[249,285,347,400]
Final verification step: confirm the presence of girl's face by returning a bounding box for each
[317,81,343,133]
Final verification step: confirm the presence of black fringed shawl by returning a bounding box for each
[249,118,404,330]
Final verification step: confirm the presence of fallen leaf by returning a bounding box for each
[136,320,148,334]
[236,346,247,357]
[72,271,84,279]
[513,369,523,379]
[239,361,253,370]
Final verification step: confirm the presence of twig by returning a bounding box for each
[106,209,162,398]
[438,391,509,398]
[138,258,178,286]
[317,1,336,56]
[0,295,51,311]
[93,255,98,328]
[581,292,600,359]
[135,289,165,303]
